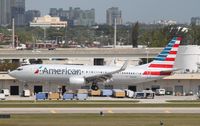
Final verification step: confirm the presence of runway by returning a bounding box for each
[1,107,200,114]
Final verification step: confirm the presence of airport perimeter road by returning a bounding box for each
[0,48,161,59]
[1,107,200,114]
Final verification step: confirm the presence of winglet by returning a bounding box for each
[120,60,128,71]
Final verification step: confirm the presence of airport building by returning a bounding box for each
[30,15,67,28]
[0,45,200,96]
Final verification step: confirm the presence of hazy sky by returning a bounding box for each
[26,0,200,24]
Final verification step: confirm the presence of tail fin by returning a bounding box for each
[143,37,182,76]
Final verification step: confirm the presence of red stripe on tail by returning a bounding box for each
[165,58,175,61]
[169,51,177,54]
[173,44,179,48]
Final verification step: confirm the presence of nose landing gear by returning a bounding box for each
[91,83,99,90]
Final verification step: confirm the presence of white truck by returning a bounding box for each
[1,89,10,96]
[16,44,26,50]
[156,89,166,96]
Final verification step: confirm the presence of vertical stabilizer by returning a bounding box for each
[143,37,182,76]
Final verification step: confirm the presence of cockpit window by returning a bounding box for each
[17,68,23,71]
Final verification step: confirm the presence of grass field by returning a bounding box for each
[1,100,200,107]
[0,113,200,126]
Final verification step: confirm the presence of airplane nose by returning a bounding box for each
[8,70,16,78]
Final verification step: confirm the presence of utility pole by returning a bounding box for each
[127,30,130,44]
[65,25,68,47]
[32,35,36,51]
[114,18,117,48]
[12,18,15,48]
[43,27,46,48]
[146,41,150,64]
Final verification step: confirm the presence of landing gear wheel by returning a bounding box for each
[91,83,99,91]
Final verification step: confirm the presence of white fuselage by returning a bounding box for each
[9,64,162,85]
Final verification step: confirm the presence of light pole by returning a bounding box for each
[127,30,129,44]
[114,18,117,48]
[146,48,149,64]
[101,31,104,46]
[43,27,46,42]
[146,41,150,64]
[43,27,47,48]
[145,45,149,77]
[12,18,15,48]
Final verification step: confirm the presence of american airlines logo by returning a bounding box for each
[34,66,81,75]
[34,66,43,74]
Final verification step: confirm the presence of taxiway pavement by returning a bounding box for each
[0,107,200,114]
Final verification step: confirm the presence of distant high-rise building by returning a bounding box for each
[25,10,41,25]
[0,0,25,26]
[11,0,26,26]
[49,7,95,26]
[0,0,12,26]
[106,7,122,26]
[50,8,70,22]
[191,17,200,25]
[49,8,58,17]
[0,0,6,25]
[79,9,95,26]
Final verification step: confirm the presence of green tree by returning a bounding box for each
[189,25,200,45]
[131,22,139,48]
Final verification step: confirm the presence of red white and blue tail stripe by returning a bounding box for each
[143,37,182,76]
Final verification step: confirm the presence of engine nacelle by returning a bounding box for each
[105,78,113,83]
[69,77,86,85]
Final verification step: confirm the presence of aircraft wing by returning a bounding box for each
[84,61,128,84]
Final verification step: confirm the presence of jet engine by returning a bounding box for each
[105,78,113,83]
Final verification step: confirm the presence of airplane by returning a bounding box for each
[9,36,182,90]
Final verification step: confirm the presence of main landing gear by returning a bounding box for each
[91,83,99,90]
